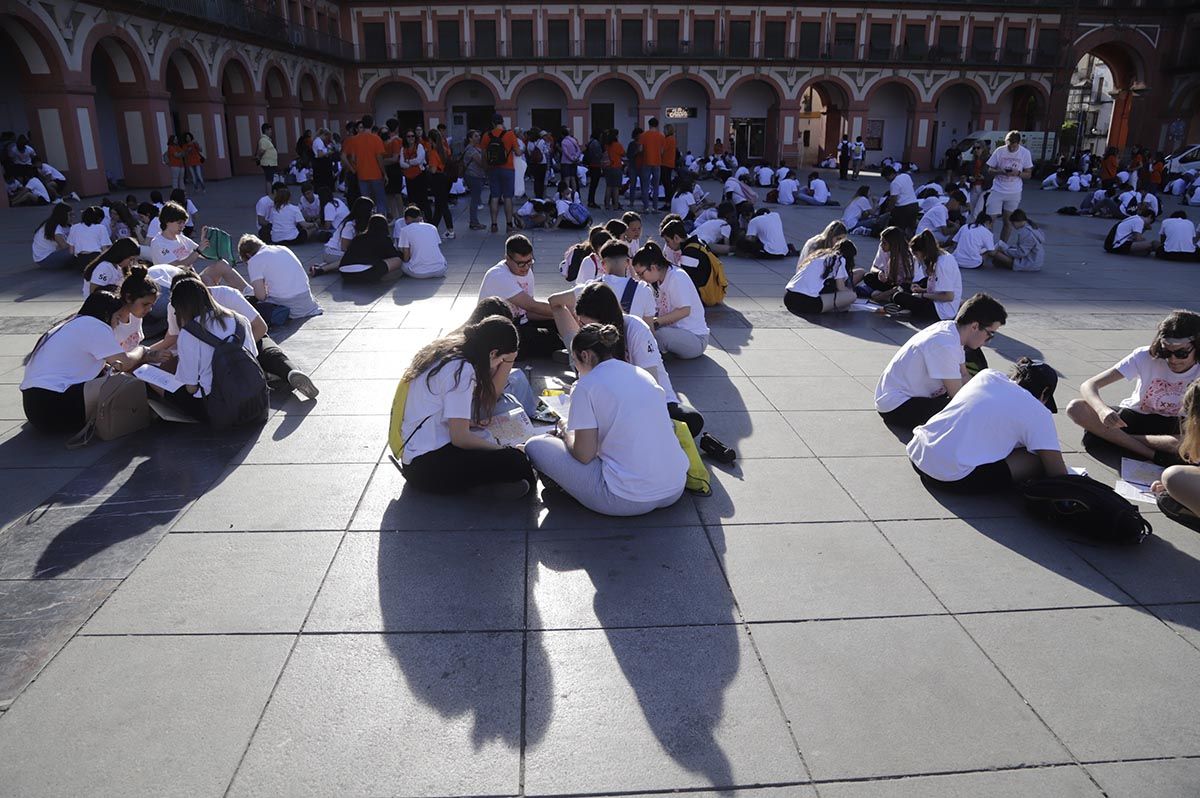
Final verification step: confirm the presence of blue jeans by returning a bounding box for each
[466,175,485,225]
[361,179,387,213]
[640,165,660,209]
[35,248,74,269]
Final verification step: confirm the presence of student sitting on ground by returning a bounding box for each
[875,293,1007,430]
[238,235,323,319]
[1066,310,1200,463]
[693,212,733,256]
[887,230,962,320]
[148,202,249,291]
[795,172,832,206]
[784,239,857,316]
[842,186,876,233]
[66,206,113,272]
[723,173,758,225]
[169,189,199,236]
[949,211,996,270]
[880,164,921,232]
[31,203,73,269]
[298,182,321,224]
[777,172,802,206]
[255,184,282,239]
[1152,380,1200,529]
[167,278,259,422]
[660,219,718,293]
[160,270,317,399]
[19,290,151,434]
[394,205,449,278]
[112,267,162,352]
[800,220,847,262]
[397,315,535,498]
[1104,204,1156,256]
[560,226,611,284]
[322,213,405,282]
[620,211,643,252]
[916,191,965,245]
[853,226,922,305]
[319,188,349,248]
[908,358,1066,492]
[578,240,657,317]
[478,234,562,358]
[265,186,312,245]
[990,209,1045,271]
[1157,210,1200,262]
[83,238,141,297]
[632,242,709,359]
[741,207,792,258]
[602,217,628,246]
[525,323,688,516]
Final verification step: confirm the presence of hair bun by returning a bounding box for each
[599,324,621,345]
[129,265,148,280]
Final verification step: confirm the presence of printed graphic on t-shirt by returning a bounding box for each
[1140,378,1190,416]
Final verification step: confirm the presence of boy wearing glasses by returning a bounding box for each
[1067,310,1200,463]
[875,293,1008,431]
[477,235,561,358]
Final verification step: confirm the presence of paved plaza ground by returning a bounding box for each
[0,173,1199,797]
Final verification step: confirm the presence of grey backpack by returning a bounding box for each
[184,318,269,429]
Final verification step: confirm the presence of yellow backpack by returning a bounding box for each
[673,420,711,496]
[695,242,729,307]
[387,379,412,461]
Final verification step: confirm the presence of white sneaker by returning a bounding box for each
[444,230,456,239]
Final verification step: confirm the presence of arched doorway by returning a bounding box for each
[263,65,294,156]
[933,82,982,167]
[164,47,223,180]
[797,80,849,166]
[298,73,324,135]
[516,78,568,134]
[221,58,258,176]
[91,37,152,186]
[1068,41,1144,150]
[373,81,424,133]
[588,77,639,140]
[444,79,496,147]
[728,79,780,163]
[865,81,916,163]
[326,78,346,134]
[658,78,710,160]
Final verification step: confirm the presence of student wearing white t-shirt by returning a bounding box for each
[796,172,831,206]
[881,164,920,231]
[777,176,801,206]
[1151,382,1200,530]
[66,206,113,269]
[525,323,688,516]
[842,186,876,231]
[693,217,733,253]
[742,208,791,258]
[560,226,610,285]
[110,267,162,353]
[1066,311,1200,462]
[255,190,277,237]
[477,235,561,358]
[631,242,708,358]
[875,293,1007,429]
[19,291,149,433]
[148,201,249,292]
[82,238,140,298]
[298,183,321,223]
[32,203,73,269]
[265,187,311,245]
[784,239,857,315]
[917,190,966,244]
[1157,211,1199,262]
[1104,205,1156,256]
[853,226,924,305]
[670,186,698,219]
[394,206,448,278]
[888,230,962,320]
[949,212,996,269]
[238,235,323,319]
[909,361,1066,492]
[984,131,1034,240]
[723,175,758,222]
[397,316,534,498]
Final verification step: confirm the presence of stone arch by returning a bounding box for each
[327,76,346,107]
[87,31,158,185]
[723,76,783,163]
[1070,33,1152,150]
[585,76,644,140]
[0,10,71,184]
[262,62,295,102]
[158,38,213,94]
[298,71,322,105]
[220,55,260,174]
[863,75,924,106]
[216,50,256,99]
[0,10,66,81]
[514,77,570,132]
[650,71,720,106]
[720,72,787,104]
[362,74,431,107]
[795,76,854,164]
[507,71,578,104]
[930,77,988,108]
[433,72,503,108]
[579,71,647,104]
[996,80,1051,132]
[864,79,919,161]
[81,26,152,87]
[654,76,713,156]
[370,80,426,131]
[932,79,985,161]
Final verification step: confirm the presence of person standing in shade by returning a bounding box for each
[661,124,678,207]
[482,114,520,233]
[255,123,279,192]
[585,130,605,209]
[837,135,851,181]
[638,118,666,215]
[985,130,1034,241]
[462,130,487,231]
[352,115,388,216]
[850,136,866,180]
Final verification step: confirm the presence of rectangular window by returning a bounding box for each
[764,21,786,59]
[657,19,680,55]
[399,21,422,60]
[621,18,643,57]
[971,26,994,61]
[1035,28,1059,66]
[869,23,891,60]
[548,20,570,57]
[363,21,386,60]
[511,20,534,58]
[1005,27,1026,60]
[474,20,497,58]
[584,19,606,58]
[904,24,926,59]
[729,20,751,57]
[692,19,716,56]
[833,22,856,59]
[437,20,460,58]
[798,22,821,56]
[936,24,959,61]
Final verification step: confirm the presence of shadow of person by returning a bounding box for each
[529,522,738,788]
[375,511,551,751]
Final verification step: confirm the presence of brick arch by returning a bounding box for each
[433,72,503,107]
[862,75,922,105]
[1072,29,1153,90]
[796,75,854,109]
[719,73,786,103]
[215,50,257,99]
[507,71,577,103]
[931,77,987,108]
[0,10,67,81]
[297,70,324,107]
[580,71,647,104]
[161,42,213,100]
[327,76,346,107]
[261,60,295,101]
[80,25,152,87]
[648,72,719,105]
[362,73,433,106]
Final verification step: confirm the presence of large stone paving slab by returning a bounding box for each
[818,766,1102,797]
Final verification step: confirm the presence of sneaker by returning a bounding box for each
[469,479,532,500]
[67,191,81,201]
[287,370,319,399]
[444,230,456,239]
[883,303,911,317]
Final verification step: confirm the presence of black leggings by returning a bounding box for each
[890,290,939,320]
[784,291,824,316]
[257,335,297,381]
[668,401,705,437]
[405,172,431,219]
[879,395,951,431]
[403,443,534,493]
[269,228,308,246]
[517,318,564,359]
[22,384,87,433]
[427,172,454,231]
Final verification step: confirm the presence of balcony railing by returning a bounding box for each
[128,0,354,60]
[361,38,1061,68]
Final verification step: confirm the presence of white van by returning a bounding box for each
[1166,143,1200,177]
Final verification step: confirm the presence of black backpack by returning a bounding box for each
[1022,474,1152,544]
[184,318,269,430]
[485,131,508,167]
[561,245,589,281]
[1103,221,1120,252]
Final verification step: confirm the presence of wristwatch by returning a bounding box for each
[652,317,660,330]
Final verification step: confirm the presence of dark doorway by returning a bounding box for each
[591,103,615,135]
[731,117,766,163]
[531,109,562,134]
[451,105,496,148]
[392,110,425,133]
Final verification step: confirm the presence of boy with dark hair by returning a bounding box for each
[477,234,561,358]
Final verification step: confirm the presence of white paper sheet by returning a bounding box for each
[134,364,183,394]
[849,299,884,313]
[1120,457,1164,489]
[1115,479,1158,505]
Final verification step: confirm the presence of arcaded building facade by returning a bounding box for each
[2,0,1197,195]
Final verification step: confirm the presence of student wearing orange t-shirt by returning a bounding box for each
[164,135,186,190]
[637,118,666,213]
[182,132,206,192]
[602,130,626,211]
[661,124,678,210]
[481,113,521,232]
[398,129,429,221]
[383,121,407,219]
[347,115,388,217]
[424,129,455,238]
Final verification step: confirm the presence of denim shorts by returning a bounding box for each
[488,168,516,199]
